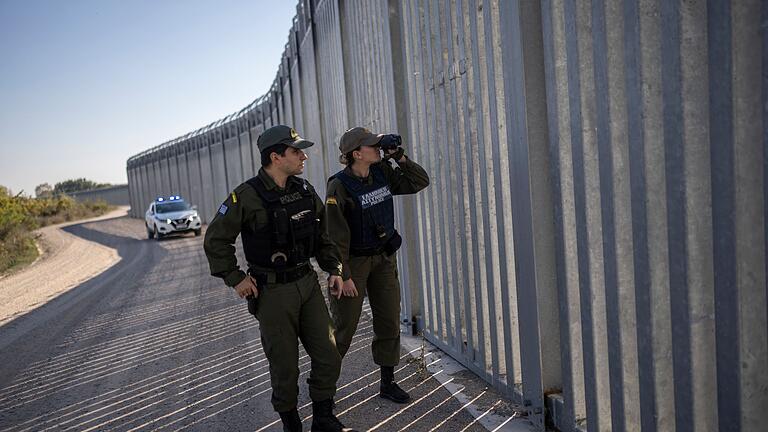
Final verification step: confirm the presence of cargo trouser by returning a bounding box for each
[254,270,342,413]
[331,252,401,367]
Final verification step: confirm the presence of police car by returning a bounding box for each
[145,196,202,240]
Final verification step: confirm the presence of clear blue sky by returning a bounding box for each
[0,0,298,197]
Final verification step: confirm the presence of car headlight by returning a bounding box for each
[165,218,172,224]
[189,214,199,220]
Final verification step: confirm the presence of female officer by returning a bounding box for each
[325,127,429,403]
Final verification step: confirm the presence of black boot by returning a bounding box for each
[279,408,302,432]
[311,399,357,432]
[379,366,411,403]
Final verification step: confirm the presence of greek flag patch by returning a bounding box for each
[218,204,228,215]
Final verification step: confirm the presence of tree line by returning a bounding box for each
[34,178,112,198]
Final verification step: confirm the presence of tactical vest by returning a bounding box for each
[333,165,395,253]
[241,176,318,269]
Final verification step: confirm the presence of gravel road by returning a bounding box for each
[0,207,128,327]
[0,213,531,431]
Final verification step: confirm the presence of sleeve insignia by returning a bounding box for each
[218,204,228,215]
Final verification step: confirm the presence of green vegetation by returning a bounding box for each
[0,186,112,275]
[53,178,111,196]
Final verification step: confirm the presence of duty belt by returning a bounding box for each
[249,263,312,284]
[349,246,384,257]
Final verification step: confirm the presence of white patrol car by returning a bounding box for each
[145,196,202,240]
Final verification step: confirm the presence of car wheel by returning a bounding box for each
[147,224,154,239]
[154,225,163,241]
[194,228,201,237]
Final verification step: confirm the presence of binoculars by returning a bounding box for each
[379,134,402,150]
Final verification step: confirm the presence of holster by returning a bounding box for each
[245,273,268,318]
[383,230,402,256]
[246,295,258,317]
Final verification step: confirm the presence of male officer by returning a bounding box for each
[204,125,356,432]
[325,127,429,404]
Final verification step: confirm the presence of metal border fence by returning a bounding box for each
[126,1,767,430]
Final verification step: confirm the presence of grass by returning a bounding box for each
[37,201,113,227]
[0,230,39,276]
[0,195,114,275]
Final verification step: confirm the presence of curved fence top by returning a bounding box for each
[126,1,309,168]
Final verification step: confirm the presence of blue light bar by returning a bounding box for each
[157,197,164,202]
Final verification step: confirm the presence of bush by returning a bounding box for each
[0,191,113,274]
[0,195,39,274]
[0,195,38,239]
[0,229,37,274]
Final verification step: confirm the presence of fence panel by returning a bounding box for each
[159,156,171,195]
[238,122,254,180]
[224,130,242,191]
[280,61,295,128]
[250,122,265,173]
[289,28,305,137]
[138,163,151,216]
[270,93,279,127]
[340,0,396,131]
[167,152,180,197]
[126,168,140,216]
[540,0,767,431]
[400,0,532,409]
[150,160,163,202]
[125,1,767,430]
[297,20,327,194]
[314,0,349,184]
[175,148,191,203]
[209,130,229,214]
[186,140,205,221]
[197,137,217,224]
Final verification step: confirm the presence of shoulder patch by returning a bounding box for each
[326,197,337,205]
[230,192,237,203]
[218,204,228,215]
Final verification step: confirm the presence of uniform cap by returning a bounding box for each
[257,125,314,152]
[339,127,384,154]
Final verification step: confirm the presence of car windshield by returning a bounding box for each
[156,202,191,213]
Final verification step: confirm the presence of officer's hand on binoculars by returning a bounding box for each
[341,278,358,298]
[385,147,405,163]
[235,276,258,299]
[328,275,344,299]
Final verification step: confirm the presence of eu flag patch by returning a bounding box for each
[218,204,228,215]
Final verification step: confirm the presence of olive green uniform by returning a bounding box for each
[204,168,343,413]
[325,158,429,367]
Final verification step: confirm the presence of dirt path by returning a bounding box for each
[0,207,129,326]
